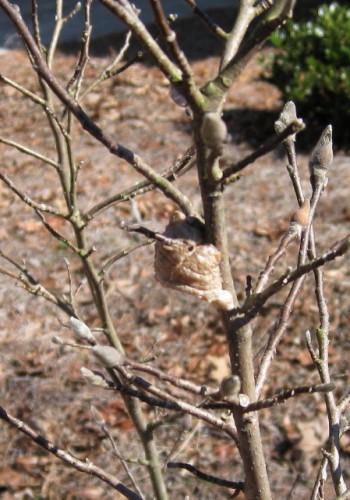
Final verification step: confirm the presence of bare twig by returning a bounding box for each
[30,0,43,49]
[0,74,69,139]
[243,382,334,413]
[249,234,350,316]
[0,136,59,170]
[100,240,153,276]
[98,0,182,83]
[80,31,137,98]
[82,367,237,439]
[149,0,199,107]
[202,383,335,412]
[0,171,63,215]
[220,0,255,70]
[202,0,296,105]
[254,230,297,294]
[0,250,74,316]
[67,0,93,98]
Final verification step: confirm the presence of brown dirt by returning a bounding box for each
[0,36,350,500]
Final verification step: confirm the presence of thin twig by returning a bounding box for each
[248,234,350,316]
[100,240,153,276]
[0,74,69,139]
[0,249,74,316]
[110,366,237,440]
[0,170,62,215]
[0,136,59,169]
[254,230,297,294]
[255,186,330,396]
[149,0,199,107]
[80,31,136,98]
[67,0,93,98]
[98,0,182,83]
[30,0,43,49]
[242,382,334,413]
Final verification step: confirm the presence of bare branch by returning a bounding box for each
[98,0,182,83]
[183,0,228,40]
[202,0,297,104]
[0,406,142,500]
[0,74,69,139]
[243,382,335,413]
[167,461,244,491]
[0,1,193,216]
[220,0,255,70]
[86,145,196,219]
[35,210,91,257]
[91,406,145,499]
[123,359,217,397]
[221,120,305,185]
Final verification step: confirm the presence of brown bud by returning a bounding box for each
[291,199,310,227]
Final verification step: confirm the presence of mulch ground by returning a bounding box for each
[0,15,350,500]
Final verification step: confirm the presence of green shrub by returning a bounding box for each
[264,2,350,147]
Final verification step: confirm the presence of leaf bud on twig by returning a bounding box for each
[220,375,241,402]
[309,125,333,190]
[70,317,96,344]
[275,101,298,140]
[91,345,125,367]
[200,112,227,150]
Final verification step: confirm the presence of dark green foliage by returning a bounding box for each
[264,2,350,147]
